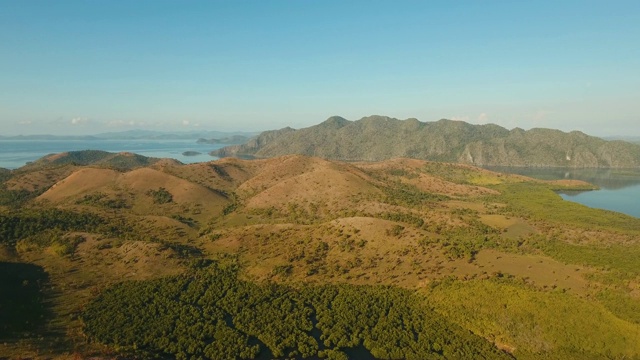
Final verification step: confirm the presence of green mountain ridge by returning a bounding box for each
[212,116,640,168]
[20,150,163,171]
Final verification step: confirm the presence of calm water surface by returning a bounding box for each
[485,166,640,218]
[0,139,223,169]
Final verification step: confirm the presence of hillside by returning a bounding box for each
[212,115,640,168]
[4,151,640,359]
[20,149,162,171]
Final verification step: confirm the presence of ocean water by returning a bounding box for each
[485,166,640,218]
[558,184,640,218]
[0,139,224,169]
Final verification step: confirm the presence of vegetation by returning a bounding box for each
[21,149,160,171]
[146,187,173,204]
[212,115,640,168]
[495,182,640,232]
[0,262,50,339]
[76,192,130,209]
[4,152,640,359]
[83,261,509,359]
[426,277,640,359]
[380,181,449,207]
[0,187,40,207]
[0,208,105,247]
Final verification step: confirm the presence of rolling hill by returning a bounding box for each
[20,149,161,171]
[3,150,640,359]
[212,115,640,168]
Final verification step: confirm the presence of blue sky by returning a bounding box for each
[1,1,639,136]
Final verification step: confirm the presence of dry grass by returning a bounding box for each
[474,249,592,294]
[38,168,120,202]
[6,166,79,192]
[3,153,636,358]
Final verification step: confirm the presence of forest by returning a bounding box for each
[83,260,509,360]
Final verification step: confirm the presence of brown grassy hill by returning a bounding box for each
[4,152,640,359]
[354,158,503,197]
[37,165,229,223]
[5,166,80,192]
[152,157,256,195]
[38,168,120,203]
[236,155,382,210]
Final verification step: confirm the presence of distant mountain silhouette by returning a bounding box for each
[212,115,640,168]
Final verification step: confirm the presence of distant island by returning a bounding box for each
[212,115,640,168]
[182,151,202,156]
[196,135,250,145]
[0,129,258,141]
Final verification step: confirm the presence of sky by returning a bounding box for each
[1,0,639,136]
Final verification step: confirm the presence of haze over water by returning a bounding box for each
[0,139,223,170]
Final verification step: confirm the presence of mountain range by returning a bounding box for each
[212,115,640,168]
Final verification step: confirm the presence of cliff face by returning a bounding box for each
[458,130,640,168]
[212,116,640,168]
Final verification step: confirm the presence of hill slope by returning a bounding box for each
[21,150,161,171]
[5,152,640,359]
[213,116,640,168]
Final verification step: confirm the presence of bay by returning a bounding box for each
[0,139,224,170]
[485,166,640,218]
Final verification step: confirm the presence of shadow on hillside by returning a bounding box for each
[0,261,53,340]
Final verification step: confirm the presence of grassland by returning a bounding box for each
[2,151,640,359]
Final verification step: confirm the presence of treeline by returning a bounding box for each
[76,192,130,209]
[0,208,106,246]
[380,181,449,207]
[0,188,38,207]
[83,261,510,360]
[0,173,45,207]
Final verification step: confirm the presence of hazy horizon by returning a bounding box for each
[1,115,640,140]
[2,1,639,136]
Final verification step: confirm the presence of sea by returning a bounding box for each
[485,166,640,218]
[0,139,223,170]
[1,140,639,218]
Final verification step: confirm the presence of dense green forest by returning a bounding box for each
[0,208,106,247]
[83,261,510,360]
